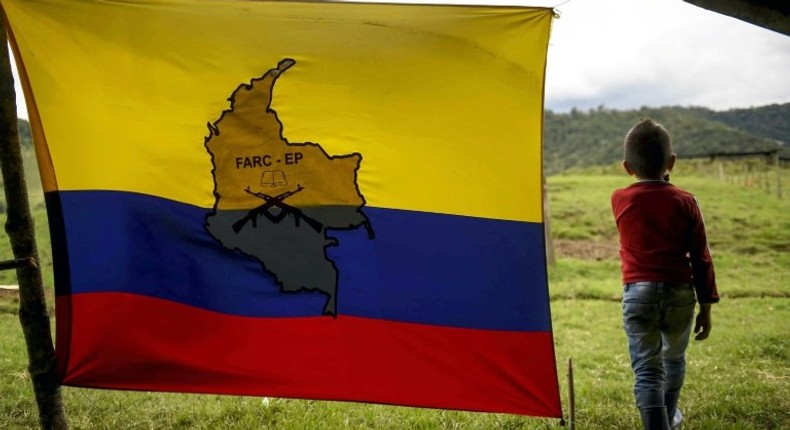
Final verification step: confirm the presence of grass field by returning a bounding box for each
[1,156,789,429]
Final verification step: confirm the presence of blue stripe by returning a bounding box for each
[48,190,551,331]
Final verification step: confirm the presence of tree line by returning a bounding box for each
[544,103,789,174]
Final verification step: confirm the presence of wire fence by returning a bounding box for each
[679,153,787,200]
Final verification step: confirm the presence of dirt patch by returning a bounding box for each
[769,243,790,253]
[553,239,620,260]
[0,285,19,297]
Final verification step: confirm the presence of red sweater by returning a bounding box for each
[612,181,719,304]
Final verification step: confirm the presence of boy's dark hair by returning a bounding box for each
[623,119,673,178]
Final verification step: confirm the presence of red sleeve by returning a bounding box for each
[688,198,719,303]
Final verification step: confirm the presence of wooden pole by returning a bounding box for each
[715,157,725,181]
[775,152,782,199]
[543,175,555,266]
[763,161,770,194]
[0,11,69,430]
[748,162,753,186]
[568,358,575,430]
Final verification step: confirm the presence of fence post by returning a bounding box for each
[0,10,69,430]
[776,151,783,199]
[543,175,555,266]
[716,157,725,181]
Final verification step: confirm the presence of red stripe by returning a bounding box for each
[57,293,561,417]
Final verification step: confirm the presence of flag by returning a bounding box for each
[2,0,560,417]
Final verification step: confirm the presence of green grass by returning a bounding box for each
[552,298,790,429]
[1,154,789,428]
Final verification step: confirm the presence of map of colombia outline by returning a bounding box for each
[204,58,375,317]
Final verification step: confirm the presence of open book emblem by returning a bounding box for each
[261,170,287,188]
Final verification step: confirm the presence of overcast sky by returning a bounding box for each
[10,0,790,118]
[542,0,790,112]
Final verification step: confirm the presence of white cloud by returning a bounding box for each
[545,0,790,111]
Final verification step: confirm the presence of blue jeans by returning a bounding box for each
[622,282,696,410]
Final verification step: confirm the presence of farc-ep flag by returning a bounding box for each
[3,0,560,417]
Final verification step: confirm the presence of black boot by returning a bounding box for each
[639,407,671,430]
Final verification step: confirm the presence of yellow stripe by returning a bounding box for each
[4,12,57,192]
[3,0,550,222]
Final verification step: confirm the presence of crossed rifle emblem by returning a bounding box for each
[232,185,324,234]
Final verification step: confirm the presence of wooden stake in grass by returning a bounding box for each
[775,151,782,199]
[543,174,555,266]
[568,358,576,430]
[0,9,69,430]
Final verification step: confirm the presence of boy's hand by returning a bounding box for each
[694,304,712,341]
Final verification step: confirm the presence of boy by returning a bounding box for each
[611,119,719,430]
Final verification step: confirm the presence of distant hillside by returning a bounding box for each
[543,104,788,173]
[695,103,790,145]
